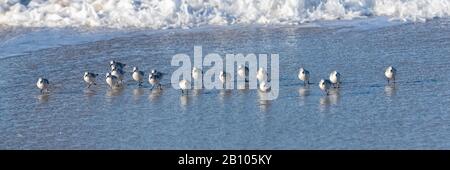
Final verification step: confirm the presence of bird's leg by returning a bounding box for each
[303,81,306,86]
[337,82,340,88]
[159,84,162,90]
[88,84,91,88]
[138,82,142,87]
[150,85,154,91]
[40,89,43,94]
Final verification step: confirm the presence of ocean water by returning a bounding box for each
[1,1,450,149]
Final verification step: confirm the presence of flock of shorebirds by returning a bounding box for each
[36,60,398,96]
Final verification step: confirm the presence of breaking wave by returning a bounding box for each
[0,0,449,28]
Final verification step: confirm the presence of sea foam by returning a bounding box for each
[0,0,449,28]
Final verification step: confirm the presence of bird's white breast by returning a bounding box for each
[149,77,159,85]
[179,80,190,90]
[84,76,94,83]
[329,72,340,84]
[112,70,123,80]
[319,80,330,91]
[36,82,46,89]
[257,70,267,81]
[237,68,246,77]
[192,70,202,80]
[132,72,143,81]
[106,77,117,87]
[385,70,395,79]
[298,71,309,81]
[259,81,271,92]
[219,73,231,83]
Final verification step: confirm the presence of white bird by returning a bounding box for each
[132,67,145,86]
[319,79,332,95]
[179,79,191,95]
[298,67,310,86]
[111,64,125,82]
[259,80,271,92]
[237,65,249,82]
[110,60,126,70]
[149,69,163,90]
[105,72,120,89]
[83,72,98,88]
[257,67,268,82]
[192,67,203,80]
[329,70,341,88]
[385,66,397,84]
[36,77,49,94]
[219,71,231,88]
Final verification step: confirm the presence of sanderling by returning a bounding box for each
[111,64,125,82]
[298,68,310,86]
[149,69,163,90]
[83,72,98,88]
[179,79,191,95]
[257,67,268,82]
[385,66,397,84]
[105,72,120,89]
[219,71,231,88]
[192,67,203,80]
[259,80,271,92]
[36,77,49,94]
[329,70,341,88]
[132,67,145,86]
[110,60,126,70]
[237,65,249,82]
[319,79,332,95]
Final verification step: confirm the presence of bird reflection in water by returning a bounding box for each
[148,88,162,102]
[84,88,96,97]
[237,82,250,94]
[192,89,202,96]
[319,89,340,112]
[384,84,397,97]
[132,88,145,101]
[105,87,124,103]
[298,86,310,106]
[180,94,190,107]
[298,86,310,97]
[258,91,272,112]
[37,94,50,103]
[106,87,124,97]
[219,89,232,103]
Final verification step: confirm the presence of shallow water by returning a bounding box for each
[1,18,450,149]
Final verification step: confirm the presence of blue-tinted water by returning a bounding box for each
[1,18,450,149]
